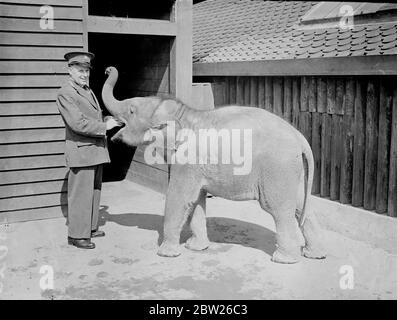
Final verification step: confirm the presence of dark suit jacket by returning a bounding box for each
[57,81,110,167]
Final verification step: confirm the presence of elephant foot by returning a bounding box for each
[185,236,210,252]
[157,242,182,258]
[302,246,327,260]
[271,249,300,264]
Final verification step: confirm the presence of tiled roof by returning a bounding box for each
[193,0,397,63]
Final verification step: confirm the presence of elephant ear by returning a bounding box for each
[142,99,182,150]
[150,99,180,129]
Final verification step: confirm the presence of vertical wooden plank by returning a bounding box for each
[308,76,317,112]
[273,77,283,117]
[244,76,250,106]
[292,77,300,128]
[283,77,292,123]
[299,112,312,145]
[363,80,378,211]
[250,77,258,107]
[229,77,236,104]
[317,77,327,113]
[211,81,225,107]
[327,78,336,114]
[340,78,355,204]
[265,77,273,112]
[258,77,265,109]
[321,113,332,198]
[311,113,322,195]
[330,114,342,200]
[387,86,397,217]
[172,0,192,105]
[300,76,309,111]
[236,76,244,105]
[224,77,230,105]
[352,79,366,207]
[340,114,354,204]
[344,78,355,116]
[376,81,392,214]
[82,0,89,51]
[335,78,345,115]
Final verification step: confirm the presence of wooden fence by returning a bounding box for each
[195,75,397,218]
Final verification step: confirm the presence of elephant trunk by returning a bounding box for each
[102,66,125,118]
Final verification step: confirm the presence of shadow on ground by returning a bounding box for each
[98,205,276,256]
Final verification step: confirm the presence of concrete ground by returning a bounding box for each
[1,179,396,300]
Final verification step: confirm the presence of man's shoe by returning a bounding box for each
[68,237,95,249]
[91,230,105,238]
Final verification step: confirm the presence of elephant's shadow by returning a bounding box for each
[99,206,276,256]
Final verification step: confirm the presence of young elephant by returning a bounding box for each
[102,66,326,263]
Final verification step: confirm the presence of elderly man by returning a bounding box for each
[57,51,122,249]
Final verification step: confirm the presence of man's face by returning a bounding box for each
[68,65,90,87]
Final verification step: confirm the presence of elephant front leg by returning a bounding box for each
[185,190,210,252]
[157,167,203,258]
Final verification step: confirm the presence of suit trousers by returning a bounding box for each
[67,165,103,239]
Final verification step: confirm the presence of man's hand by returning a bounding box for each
[105,117,123,130]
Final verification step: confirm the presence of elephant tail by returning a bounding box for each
[299,135,314,227]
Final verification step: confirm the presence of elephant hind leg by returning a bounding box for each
[185,190,210,252]
[261,200,302,264]
[297,210,327,260]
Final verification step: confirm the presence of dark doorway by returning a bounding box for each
[88,33,172,182]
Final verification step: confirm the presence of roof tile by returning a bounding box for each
[382,34,397,43]
[194,0,397,63]
[381,28,397,36]
[381,41,397,50]
[366,30,381,38]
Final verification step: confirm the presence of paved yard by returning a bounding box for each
[1,180,396,300]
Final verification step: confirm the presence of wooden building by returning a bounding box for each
[0,0,193,222]
[193,0,397,218]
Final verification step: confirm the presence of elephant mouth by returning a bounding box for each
[110,121,126,142]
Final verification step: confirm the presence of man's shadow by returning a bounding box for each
[98,205,276,256]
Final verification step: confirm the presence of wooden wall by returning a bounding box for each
[195,75,397,218]
[0,0,85,222]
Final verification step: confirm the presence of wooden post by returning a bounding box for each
[363,80,378,211]
[388,87,397,217]
[311,112,322,195]
[340,78,355,204]
[376,81,392,214]
[273,77,283,117]
[250,77,258,107]
[82,0,89,51]
[321,113,332,198]
[308,76,317,112]
[340,115,354,204]
[352,79,366,207]
[258,77,265,109]
[317,77,327,113]
[229,77,236,104]
[283,77,292,123]
[330,114,342,200]
[335,78,345,114]
[244,76,250,106]
[327,78,336,114]
[170,0,192,105]
[265,77,273,112]
[300,76,309,111]
[292,77,300,128]
[236,76,244,105]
